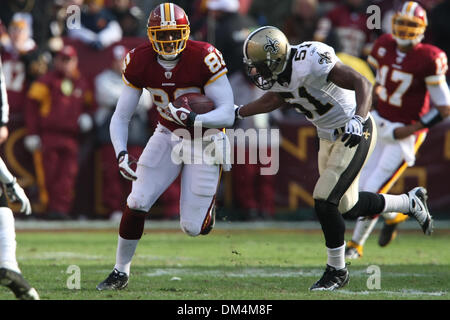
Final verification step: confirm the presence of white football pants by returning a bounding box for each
[126,124,220,236]
[351,126,425,246]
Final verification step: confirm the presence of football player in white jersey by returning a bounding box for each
[236,26,433,291]
[0,57,39,300]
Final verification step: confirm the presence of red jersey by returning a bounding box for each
[322,5,375,57]
[26,70,92,137]
[1,48,33,115]
[122,39,227,132]
[368,33,448,124]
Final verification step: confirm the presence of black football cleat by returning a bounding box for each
[0,268,40,300]
[310,265,349,291]
[96,268,129,291]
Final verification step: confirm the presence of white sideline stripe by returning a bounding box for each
[143,268,431,278]
[14,220,450,230]
[338,289,447,297]
[19,251,106,260]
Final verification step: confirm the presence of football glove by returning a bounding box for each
[342,115,364,148]
[117,151,137,181]
[167,98,197,127]
[5,178,32,215]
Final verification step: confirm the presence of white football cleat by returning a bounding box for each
[407,187,433,235]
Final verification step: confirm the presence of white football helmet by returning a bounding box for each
[243,26,291,90]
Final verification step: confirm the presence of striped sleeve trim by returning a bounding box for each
[122,74,142,90]
[425,74,446,85]
[205,68,227,86]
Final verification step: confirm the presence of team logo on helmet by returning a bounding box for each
[263,36,280,54]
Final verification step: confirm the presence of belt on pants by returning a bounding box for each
[334,126,346,136]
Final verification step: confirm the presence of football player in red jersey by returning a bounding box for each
[97,3,235,290]
[345,1,450,259]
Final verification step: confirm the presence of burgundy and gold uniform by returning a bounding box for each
[25,69,93,216]
[122,39,227,133]
[368,33,448,125]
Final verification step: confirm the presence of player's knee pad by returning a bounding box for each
[180,219,202,237]
[127,192,153,212]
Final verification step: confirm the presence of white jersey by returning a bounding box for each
[270,41,356,140]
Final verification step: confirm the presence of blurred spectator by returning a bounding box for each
[204,0,275,220]
[283,0,319,44]
[0,0,54,49]
[24,45,94,220]
[94,44,151,220]
[0,13,48,117]
[109,0,144,37]
[430,0,450,81]
[313,0,378,58]
[248,0,293,28]
[67,0,123,50]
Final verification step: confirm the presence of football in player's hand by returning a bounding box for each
[174,93,215,114]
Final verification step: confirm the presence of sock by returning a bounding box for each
[114,206,147,276]
[351,216,379,246]
[114,236,139,276]
[382,211,399,220]
[0,208,21,273]
[381,194,409,214]
[327,243,346,270]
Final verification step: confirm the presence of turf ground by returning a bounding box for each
[1,220,449,301]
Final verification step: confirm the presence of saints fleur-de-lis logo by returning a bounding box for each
[263,36,279,54]
[317,52,332,64]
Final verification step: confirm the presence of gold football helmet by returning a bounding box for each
[243,26,291,90]
[147,3,190,60]
[392,1,427,47]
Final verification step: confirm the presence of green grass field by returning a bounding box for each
[1,222,449,300]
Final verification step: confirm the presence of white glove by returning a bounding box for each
[5,178,32,215]
[167,100,196,127]
[78,113,93,133]
[117,151,137,181]
[24,135,41,152]
[342,115,364,148]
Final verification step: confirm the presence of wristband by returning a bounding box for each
[420,108,443,128]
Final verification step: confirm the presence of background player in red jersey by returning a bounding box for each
[346,1,450,259]
[97,3,235,290]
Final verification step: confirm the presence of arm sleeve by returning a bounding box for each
[427,81,450,107]
[0,59,9,126]
[0,156,14,184]
[109,84,142,157]
[196,73,235,128]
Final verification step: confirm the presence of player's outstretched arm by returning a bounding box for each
[236,92,284,119]
[328,61,373,119]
